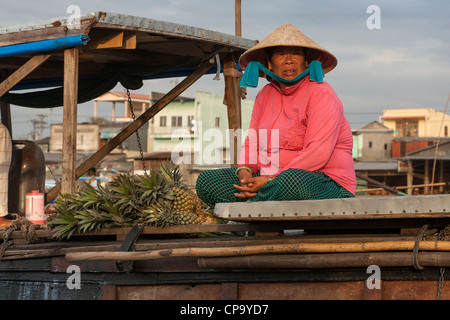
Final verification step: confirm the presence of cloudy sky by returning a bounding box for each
[1,0,449,138]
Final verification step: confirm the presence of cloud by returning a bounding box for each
[368,49,405,65]
[1,0,450,137]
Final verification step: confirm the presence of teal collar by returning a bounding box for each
[240,60,324,88]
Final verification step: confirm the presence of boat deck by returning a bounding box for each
[2,194,450,300]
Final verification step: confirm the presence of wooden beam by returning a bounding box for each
[46,58,215,202]
[355,172,405,195]
[0,54,52,98]
[84,30,137,49]
[61,48,79,194]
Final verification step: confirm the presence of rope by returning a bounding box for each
[0,215,40,262]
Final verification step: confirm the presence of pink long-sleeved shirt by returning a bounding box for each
[238,76,356,194]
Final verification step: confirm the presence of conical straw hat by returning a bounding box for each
[239,23,337,74]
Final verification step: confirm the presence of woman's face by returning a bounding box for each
[268,46,307,84]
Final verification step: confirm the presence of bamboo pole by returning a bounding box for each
[65,240,450,261]
[356,182,447,193]
[198,252,450,269]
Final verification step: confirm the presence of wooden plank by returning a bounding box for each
[116,284,222,300]
[221,282,238,300]
[46,58,215,202]
[0,19,95,47]
[61,47,79,194]
[84,29,137,50]
[123,32,137,49]
[0,54,52,98]
[84,29,124,49]
[382,281,447,300]
[101,285,117,300]
[238,281,365,300]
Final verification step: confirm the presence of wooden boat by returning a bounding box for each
[1,11,450,302]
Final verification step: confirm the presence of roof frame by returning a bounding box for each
[0,12,256,200]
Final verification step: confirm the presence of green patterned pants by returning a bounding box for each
[196,168,354,209]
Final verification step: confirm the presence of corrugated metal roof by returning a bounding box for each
[0,12,256,48]
[354,160,399,171]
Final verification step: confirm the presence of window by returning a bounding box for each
[395,120,418,137]
[215,117,220,127]
[160,116,166,127]
[445,126,448,137]
[369,141,373,148]
[171,116,182,127]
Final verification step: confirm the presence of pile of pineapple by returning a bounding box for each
[47,163,221,239]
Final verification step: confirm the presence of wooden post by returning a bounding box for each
[61,47,79,194]
[0,102,12,136]
[235,0,242,37]
[93,100,98,120]
[112,102,116,122]
[406,160,414,195]
[224,53,242,167]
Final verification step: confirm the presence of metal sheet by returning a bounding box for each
[0,12,257,50]
[214,194,450,221]
[0,12,257,91]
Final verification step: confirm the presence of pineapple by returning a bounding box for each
[171,186,195,213]
[173,211,202,225]
[160,161,205,216]
[48,162,219,239]
[198,212,222,225]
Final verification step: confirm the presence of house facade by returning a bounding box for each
[352,121,394,161]
[380,108,450,138]
[151,90,254,166]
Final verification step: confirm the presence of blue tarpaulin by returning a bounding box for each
[0,35,89,58]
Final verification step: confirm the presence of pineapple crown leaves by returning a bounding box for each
[159,161,185,186]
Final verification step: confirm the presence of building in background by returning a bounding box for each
[151,90,254,167]
[44,90,256,188]
[380,108,450,138]
[352,121,393,161]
